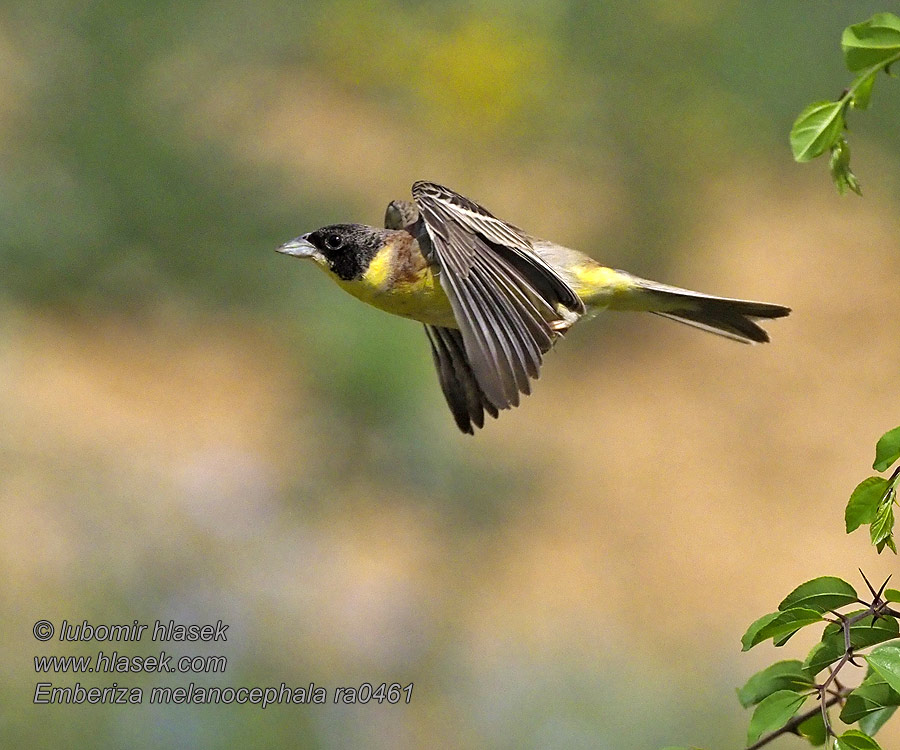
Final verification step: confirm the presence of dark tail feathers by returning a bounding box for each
[639,280,790,343]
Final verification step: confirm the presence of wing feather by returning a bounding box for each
[412,181,584,410]
[424,325,498,434]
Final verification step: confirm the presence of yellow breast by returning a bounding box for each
[332,243,458,328]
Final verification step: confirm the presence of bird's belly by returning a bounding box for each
[336,271,459,328]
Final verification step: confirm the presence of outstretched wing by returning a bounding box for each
[411,181,584,411]
[424,325,499,434]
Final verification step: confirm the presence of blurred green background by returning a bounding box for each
[2,1,899,748]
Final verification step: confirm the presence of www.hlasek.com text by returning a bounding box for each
[35,650,226,675]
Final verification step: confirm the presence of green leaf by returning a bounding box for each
[835,729,883,750]
[742,609,823,651]
[829,139,861,196]
[840,671,900,723]
[790,100,846,162]
[847,478,889,532]
[780,576,858,613]
[842,13,900,73]
[874,426,900,471]
[851,73,876,110]
[797,711,827,746]
[870,502,895,552]
[884,589,900,604]
[746,690,807,745]
[743,612,779,651]
[875,536,897,555]
[804,640,839,676]
[868,644,900,694]
[804,615,899,675]
[772,630,796,648]
[849,616,900,645]
[738,660,814,707]
[859,706,897,737]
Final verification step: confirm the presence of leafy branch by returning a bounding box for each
[665,427,900,750]
[846,427,900,555]
[741,570,900,749]
[736,426,900,750]
[744,691,848,750]
[790,13,900,194]
[665,12,900,750]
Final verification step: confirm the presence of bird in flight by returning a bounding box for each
[278,181,789,433]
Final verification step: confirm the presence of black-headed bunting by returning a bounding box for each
[278,181,790,434]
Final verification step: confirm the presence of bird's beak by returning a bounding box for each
[276,234,316,257]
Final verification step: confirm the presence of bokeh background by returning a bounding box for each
[2,1,899,748]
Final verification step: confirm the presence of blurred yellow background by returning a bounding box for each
[2,2,899,748]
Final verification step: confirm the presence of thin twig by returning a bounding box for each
[745,692,847,750]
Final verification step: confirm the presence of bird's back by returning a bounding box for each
[529,239,638,311]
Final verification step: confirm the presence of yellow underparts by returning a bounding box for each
[332,243,458,328]
[323,244,647,328]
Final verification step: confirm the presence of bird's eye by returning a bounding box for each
[324,233,343,250]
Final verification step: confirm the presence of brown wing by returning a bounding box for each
[411,181,584,411]
[424,325,499,434]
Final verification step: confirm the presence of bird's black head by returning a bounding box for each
[277,224,386,281]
